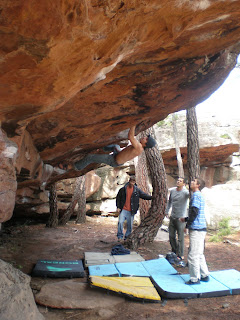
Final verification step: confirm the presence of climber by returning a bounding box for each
[72,125,156,171]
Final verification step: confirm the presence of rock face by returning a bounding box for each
[14,164,133,218]
[0,131,18,223]
[1,1,240,222]
[0,259,44,320]
[14,171,102,217]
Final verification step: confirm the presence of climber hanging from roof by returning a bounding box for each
[70,125,156,171]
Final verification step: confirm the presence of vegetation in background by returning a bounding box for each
[209,217,233,242]
[220,133,231,139]
[156,115,173,127]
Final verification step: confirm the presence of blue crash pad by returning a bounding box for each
[151,274,197,299]
[152,269,240,299]
[180,274,230,298]
[210,269,240,295]
[88,258,176,277]
[32,260,85,278]
[142,258,178,276]
[116,261,150,277]
[88,263,120,277]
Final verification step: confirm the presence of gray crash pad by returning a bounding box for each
[85,251,144,267]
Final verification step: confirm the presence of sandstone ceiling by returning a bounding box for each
[1,1,240,222]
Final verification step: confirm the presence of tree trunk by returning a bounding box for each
[172,113,184,178]
[186,106,200,192]
[126,127,168,250]
[46,183,59,228]
[134,132,151,221]
[59,176,84,225]
[75,176,86,224]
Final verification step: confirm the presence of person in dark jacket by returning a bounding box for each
[116,175,152,242]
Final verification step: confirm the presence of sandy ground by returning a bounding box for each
[0,216,240,320]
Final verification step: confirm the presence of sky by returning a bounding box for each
[195,54,240,120]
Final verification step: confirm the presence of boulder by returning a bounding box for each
[0,259,44,320]
[202,181,240,230]
[0,131,18,222]
[35,279,124,309]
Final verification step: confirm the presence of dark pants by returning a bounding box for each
[74,144,121,170]
[169,217,186,257]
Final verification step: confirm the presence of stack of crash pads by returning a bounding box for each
[86,252,240,301]
[87,253,177,302]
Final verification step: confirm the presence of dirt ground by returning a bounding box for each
[1,215,240,320]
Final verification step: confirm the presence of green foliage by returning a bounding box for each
[156,120,166,127]
[156,115,172,127]
[218,218,232,236]
[209,218,233,242]
[209,234,221,242]
[220,133,231,139]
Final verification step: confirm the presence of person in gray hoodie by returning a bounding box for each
[166,177,189,260]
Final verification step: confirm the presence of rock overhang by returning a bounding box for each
[0,1,240,186]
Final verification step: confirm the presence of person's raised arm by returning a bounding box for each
[128,126,136,141]
[128,126,141,150]
[165,192,172,216]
